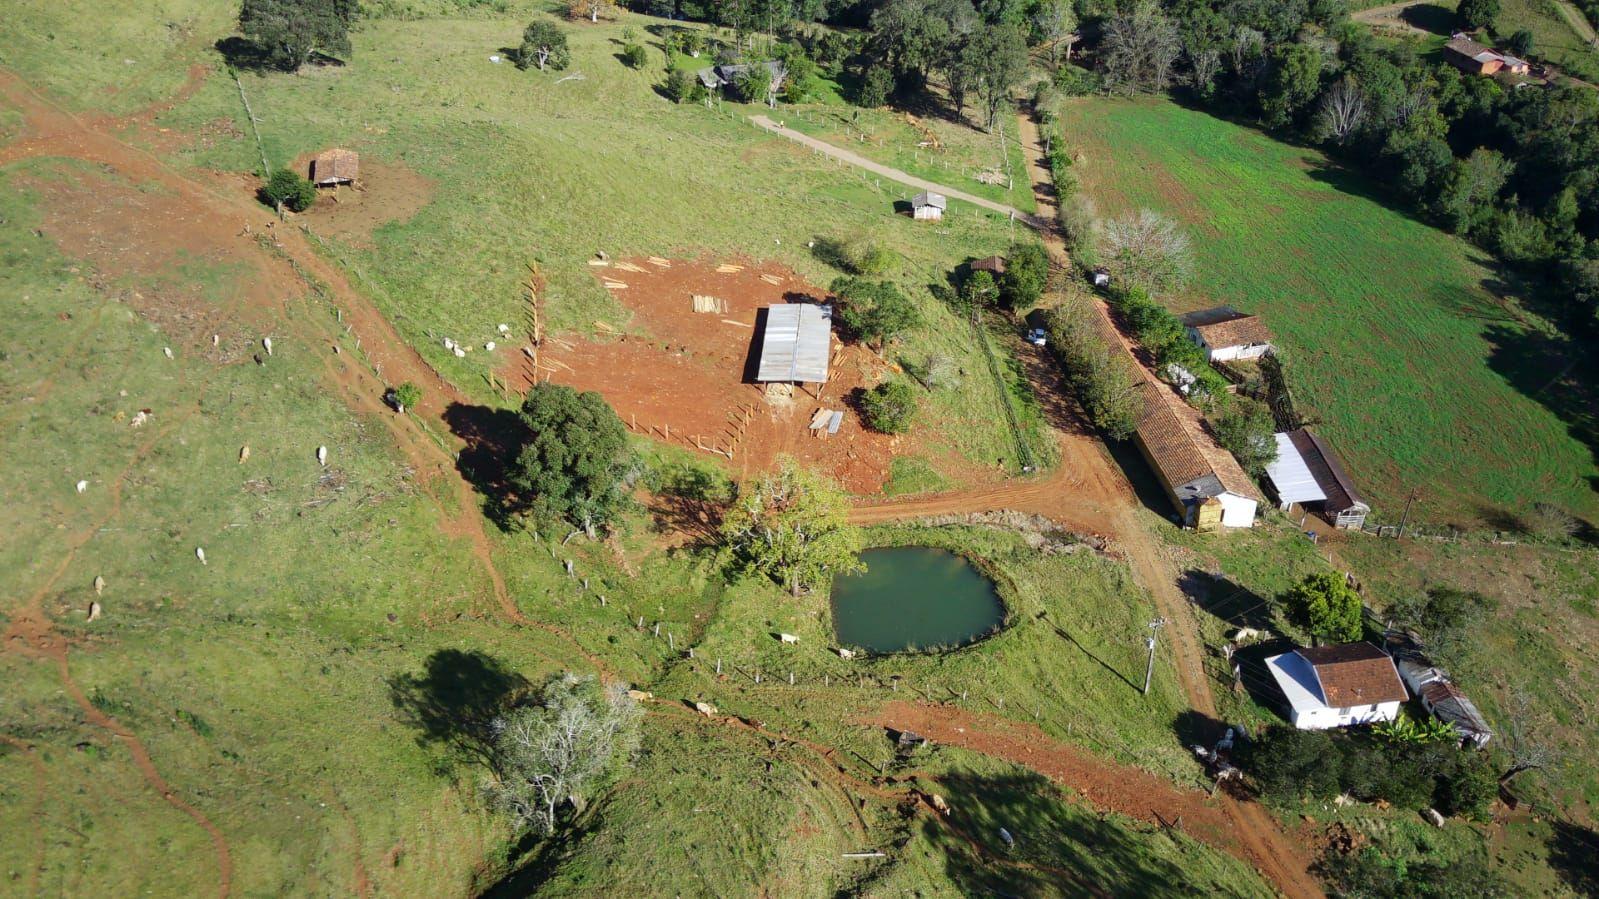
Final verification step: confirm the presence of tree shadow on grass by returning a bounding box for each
[927,768,1205,897]
[1482,323,1599,519]
[388,649,529,768]
[443,402,529,532]
[1176,570,1275,633]
[1547,820,1599,896]
[214,36,274,72]
[1399,4,1457,34]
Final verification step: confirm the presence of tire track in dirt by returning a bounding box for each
[2,404,236,899]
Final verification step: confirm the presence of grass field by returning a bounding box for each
[145,12,1050,489]
[0,4,1285,895]
[1055,96,1599,529]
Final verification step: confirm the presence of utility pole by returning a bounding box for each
[1143,618,1167,697]
[1398,489,1420,539]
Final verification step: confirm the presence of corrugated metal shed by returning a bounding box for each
[1266,432,1327,506]
[756,304,831,383]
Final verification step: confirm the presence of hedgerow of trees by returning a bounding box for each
[1044,301,1145,439]
[1089,0,1599,330]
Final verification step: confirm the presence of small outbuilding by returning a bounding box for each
[311,148,359,187]
[1180,306,1272,362]
[970,255,1006,275]
[755,303,832,384]
[911,192,946,221]
[1265,428,1369,529]
[1265,642,1408,730]
[696,60,787,94]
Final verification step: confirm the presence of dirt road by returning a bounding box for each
[750,114,1048,227]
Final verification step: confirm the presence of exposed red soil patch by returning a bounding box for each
[290,156,433,248]
[521,259,900,493]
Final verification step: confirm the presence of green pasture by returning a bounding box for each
[1055,96,1599,528]
[142,12,1046,487]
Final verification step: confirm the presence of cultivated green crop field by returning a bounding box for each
[1057,97,1599,528]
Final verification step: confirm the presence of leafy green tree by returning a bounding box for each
[720,458,864,595]
[860,379,919,433]
[830,277,922,345]
[959,24,1029,130]
[857,62,894,107]
[736,64,776,106]
[1456,0,1500,30]
[1504,28,1534,57]
[391,382,422,413]
[621,42,648,69]
[1389,586,1495,663]
[1212,397,1277,476]
[869,0,955,83]
[487,673,640,835]
[963,269,1000,309]
[1437,754,1499,821]
[999,242,1049,309]
[238,0,355,72]
[1433,148,1510,235]
[1284,571,1363,643]
[510,383,634,536]
[778,46,821,102]
[260,168,317,212]
[1258,42,1324,130]
[518,18,571,71]
[664,67,705,103]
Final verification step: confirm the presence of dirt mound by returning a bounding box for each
[520,258,899,493]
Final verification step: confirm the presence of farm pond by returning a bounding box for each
[829,547,1006,653]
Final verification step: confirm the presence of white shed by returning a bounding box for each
[910,192,946,221]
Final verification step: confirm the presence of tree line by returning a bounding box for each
[1081,0,1599,330]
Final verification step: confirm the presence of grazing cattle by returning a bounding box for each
[87,601,102,622]
[195,547,207,565]
[693,701,718,717]
[779,633,799,644]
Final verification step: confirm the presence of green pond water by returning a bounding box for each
[829,547,1006,653]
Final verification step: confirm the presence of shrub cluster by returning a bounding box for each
[1043,303,1144,439]
[1238,726,1497,821]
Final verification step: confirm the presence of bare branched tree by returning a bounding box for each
[487,673,641,835]
[1228,27,1265,81]
[1095,209,1193,295]
[1033,0,1079,65]
[1100,0,1181,94]
[1315,78,1367,143]
[1187,45,1222,95]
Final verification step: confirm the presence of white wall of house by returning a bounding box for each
[1290,700,1402,730]
[1218,492,1258,528]
[1206,342,1272,363]
[913,207,942,221]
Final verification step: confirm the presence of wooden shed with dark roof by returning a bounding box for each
[311,148,359,187]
